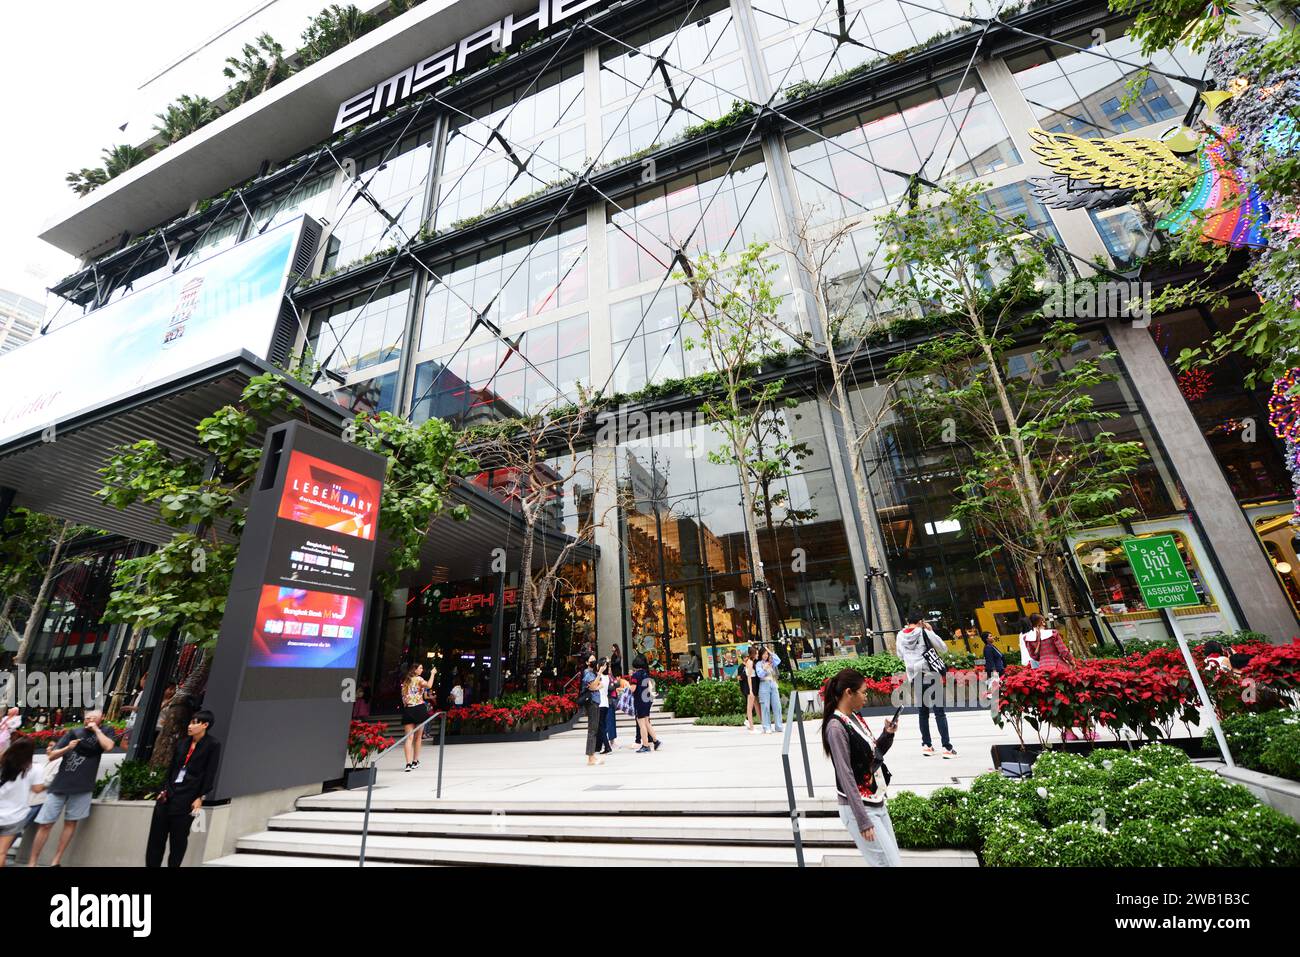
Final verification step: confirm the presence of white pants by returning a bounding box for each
[838,802,902,867]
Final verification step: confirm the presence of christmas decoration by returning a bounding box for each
[1177,367,1213,402]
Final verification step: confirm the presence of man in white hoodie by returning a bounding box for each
[896,612,956,758]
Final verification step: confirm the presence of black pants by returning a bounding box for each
[596,706,610,752]
[584,701,600,756]
[146,802,194,868]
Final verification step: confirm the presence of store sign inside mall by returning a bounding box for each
[334,0,612,132]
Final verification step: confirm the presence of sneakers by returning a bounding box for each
[635,746,651,753]
[404,762,413,772]
[411,760,420,769]
[920,745,935,756]
[652,738,662,751]
[942,747,957,759]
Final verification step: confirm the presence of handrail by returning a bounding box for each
[779,690,815,868]
[359,709,447,867]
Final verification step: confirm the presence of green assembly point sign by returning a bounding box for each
[1121,534,1200,609]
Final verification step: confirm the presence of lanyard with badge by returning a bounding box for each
[175,741,197,784]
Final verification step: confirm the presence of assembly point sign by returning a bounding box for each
[1121,534,1200,609]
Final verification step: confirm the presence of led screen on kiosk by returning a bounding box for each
[247,449,382,670]
[0,218,306,448]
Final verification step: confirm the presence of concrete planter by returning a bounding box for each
[20,781,321,867]
[1213,764,1300,824]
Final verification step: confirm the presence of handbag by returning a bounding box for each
[920,631,948,676]
[617,687,635,715]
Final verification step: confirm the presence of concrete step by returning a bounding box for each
[296,791,843,816]
[266,810,855,844]
[206,853,421,867]
[228,829,974,866]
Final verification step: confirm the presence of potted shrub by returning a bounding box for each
[345,721,394,789]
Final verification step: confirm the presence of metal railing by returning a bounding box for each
[780,691,815,868]
[358,709,447,867]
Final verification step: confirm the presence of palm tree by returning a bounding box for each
[154,94,222,144]
[299,4,379,67]
[65,167,108,196]
[223,33,291,105]
[101,144,150,178]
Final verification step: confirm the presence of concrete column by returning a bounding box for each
[591,439,626,655]
[976,59,1113,271]
[1108,319,1299,641]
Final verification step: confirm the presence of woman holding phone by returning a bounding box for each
[821,668,901,867]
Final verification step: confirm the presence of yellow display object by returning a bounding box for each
[974,599,1040,655]
[1028,128,1195,192]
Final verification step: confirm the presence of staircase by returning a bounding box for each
[208,695,977,867]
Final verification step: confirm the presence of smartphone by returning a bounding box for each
[890,704,902,724]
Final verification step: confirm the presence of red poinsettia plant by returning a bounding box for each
[446,694,578,733]
[348,721,396,768]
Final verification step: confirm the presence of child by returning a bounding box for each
[982,632,1005,700]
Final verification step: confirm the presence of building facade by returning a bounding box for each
[33,0,1300,704]
[0,290,42,355]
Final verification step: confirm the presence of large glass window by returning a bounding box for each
[756,0,998,94]
[309,279,409,377]
[607,150,777,289]
[436,59,586,230]
[1008,27,1206,137]
[786,76,1019,224]
[420,215,587,353]
[411,313,591,425]
[598,0,748,159]
[325,128,436,270]
[617,399,856,672]
[253,172,334,234]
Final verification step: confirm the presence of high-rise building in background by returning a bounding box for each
[0,289,43,355]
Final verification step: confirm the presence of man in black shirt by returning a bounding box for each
[145,710,221,868]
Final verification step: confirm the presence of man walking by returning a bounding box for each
[146,710,221,868]
[28,709,117,866]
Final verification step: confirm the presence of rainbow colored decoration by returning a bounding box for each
[1158,125,1270,248]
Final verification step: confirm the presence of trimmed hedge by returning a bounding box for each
[668,679,745,717]
[885,744,1300,866]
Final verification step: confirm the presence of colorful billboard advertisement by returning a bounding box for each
[248,584,365,669]
[0,217,307,448]
[276,450,381,540]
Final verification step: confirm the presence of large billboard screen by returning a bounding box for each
[0,217,308,447]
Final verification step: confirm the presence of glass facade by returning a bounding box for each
[52,0,1300,700]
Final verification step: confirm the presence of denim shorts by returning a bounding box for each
[0,817,26,837]
[36,791,93,824]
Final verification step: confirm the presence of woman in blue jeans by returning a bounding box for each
[755,647,784,734]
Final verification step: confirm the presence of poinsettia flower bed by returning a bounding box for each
[994,640,1300,746]
[348,721,396,768]
[446,694,578,735]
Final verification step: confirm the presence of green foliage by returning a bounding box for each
[95,760,168,801]
[154,95,222,144]
[223,33,291,106]
[1109,0,1238,55]
[983,818,1058,866]
[1215,709,1300,782]
[1111,818,1197,867]
[67,144,151,196]
[349,411,478,597]
[880,182,1145,649]
[669,679,744,717]
[1030,749,1109,790]
[678,101,755,141]
[1050,820,1121,866]
[788,653,905,689]
[98,373,299,645]
[299,4,379,67]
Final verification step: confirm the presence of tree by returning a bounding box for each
[466,390,613,693]
[154,95,222,144]
[223,33,291,106]
[64,145,149,197]
[65,167,108,197]
[777,213,908,638]
[299,4,380,68]
[680,243,798,648]
[98,373,475,767]
[0,510,94,666]
[879,181,1147,655]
